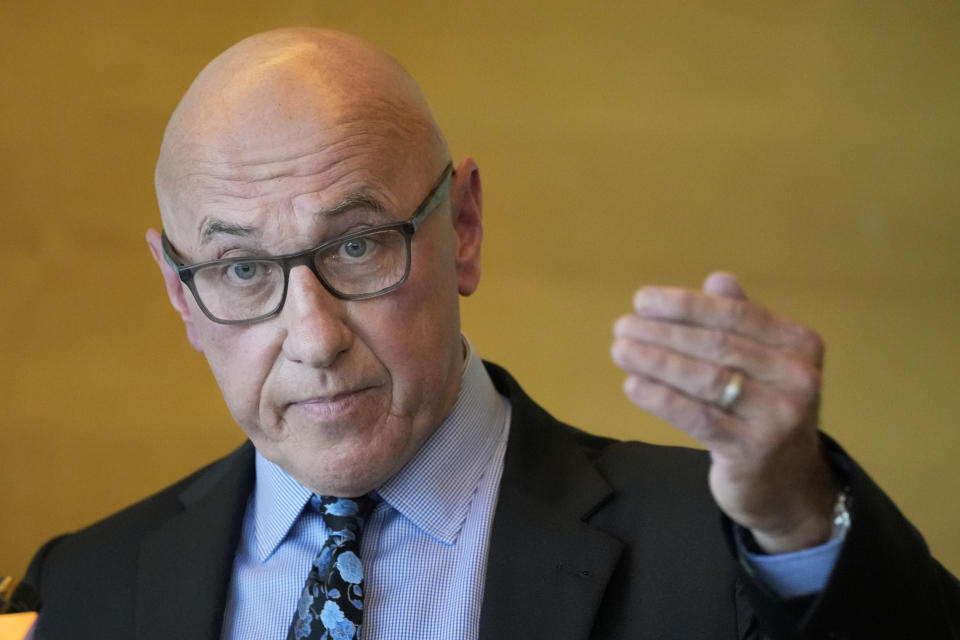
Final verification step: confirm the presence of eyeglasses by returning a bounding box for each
[161,164,453,325]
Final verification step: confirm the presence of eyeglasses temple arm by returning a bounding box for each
[410,164,454,232]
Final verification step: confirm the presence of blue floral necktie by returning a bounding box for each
[287,495,375,640]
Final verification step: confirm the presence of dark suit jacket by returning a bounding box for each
[24,363,960,639]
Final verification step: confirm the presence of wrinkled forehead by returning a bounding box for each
[159,124,439,260]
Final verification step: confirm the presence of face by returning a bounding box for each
[148,114,483,496]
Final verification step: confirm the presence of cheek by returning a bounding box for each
[357,249,462,412]
[199,324,280,431]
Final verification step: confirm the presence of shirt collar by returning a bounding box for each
[251,452,312,562]
[376,338,507,545]
[250,336,507,560]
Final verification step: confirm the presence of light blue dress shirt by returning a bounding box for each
[221,340,842,638]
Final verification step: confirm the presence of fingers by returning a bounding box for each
[611,338,750,412]
[621,374,748,447]
[612,316,820,393]
[611,337,812,425]
[702,271,747,299]
[631,286,824,365]
[611,274,824,454]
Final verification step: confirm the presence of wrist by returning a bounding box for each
[749,486,851,554]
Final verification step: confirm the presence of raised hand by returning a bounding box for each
[611,272,837,553]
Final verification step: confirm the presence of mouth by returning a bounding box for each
[288,387,375,419]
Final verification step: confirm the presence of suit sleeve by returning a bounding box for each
[731,436,960,639]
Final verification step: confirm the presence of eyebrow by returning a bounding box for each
[322,192,386,218]
[198,191,387,246]
[200,219,258,245]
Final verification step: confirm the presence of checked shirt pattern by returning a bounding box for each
[287,495,375,640]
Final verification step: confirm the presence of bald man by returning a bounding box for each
[23,28,960,640]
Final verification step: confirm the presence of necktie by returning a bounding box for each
[287,495,375,640]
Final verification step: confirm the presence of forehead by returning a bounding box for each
[162,114,437,255]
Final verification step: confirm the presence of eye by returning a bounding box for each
[230,262,259,280]
[341,238,368,259]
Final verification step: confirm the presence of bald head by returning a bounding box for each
[155,27,448,232]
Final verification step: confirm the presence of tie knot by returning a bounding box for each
[310,495,375,541]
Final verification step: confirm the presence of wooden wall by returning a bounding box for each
[2,1,958,580]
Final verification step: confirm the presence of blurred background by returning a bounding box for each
[2,1,958,580]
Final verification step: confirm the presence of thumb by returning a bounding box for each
[703,271,748,300]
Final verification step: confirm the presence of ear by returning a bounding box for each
[145,228,205,352]
[449,158,483,296]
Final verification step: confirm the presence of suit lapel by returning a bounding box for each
[135,443,254,640]
[480,364,623,640]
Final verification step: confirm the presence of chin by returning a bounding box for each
[285,440,403,497]
[297,466,385,497]
[251,405,422,495]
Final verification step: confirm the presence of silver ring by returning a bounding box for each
[719,371,744,410]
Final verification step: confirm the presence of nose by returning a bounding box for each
[280,265,353,367]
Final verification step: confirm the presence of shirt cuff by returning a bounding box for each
[736,527,845,599]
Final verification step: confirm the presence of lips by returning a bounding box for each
[288,386,375,419]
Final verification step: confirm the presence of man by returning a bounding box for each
[23,27,959,639]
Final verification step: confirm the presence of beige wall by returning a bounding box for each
[2,1,958,582]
